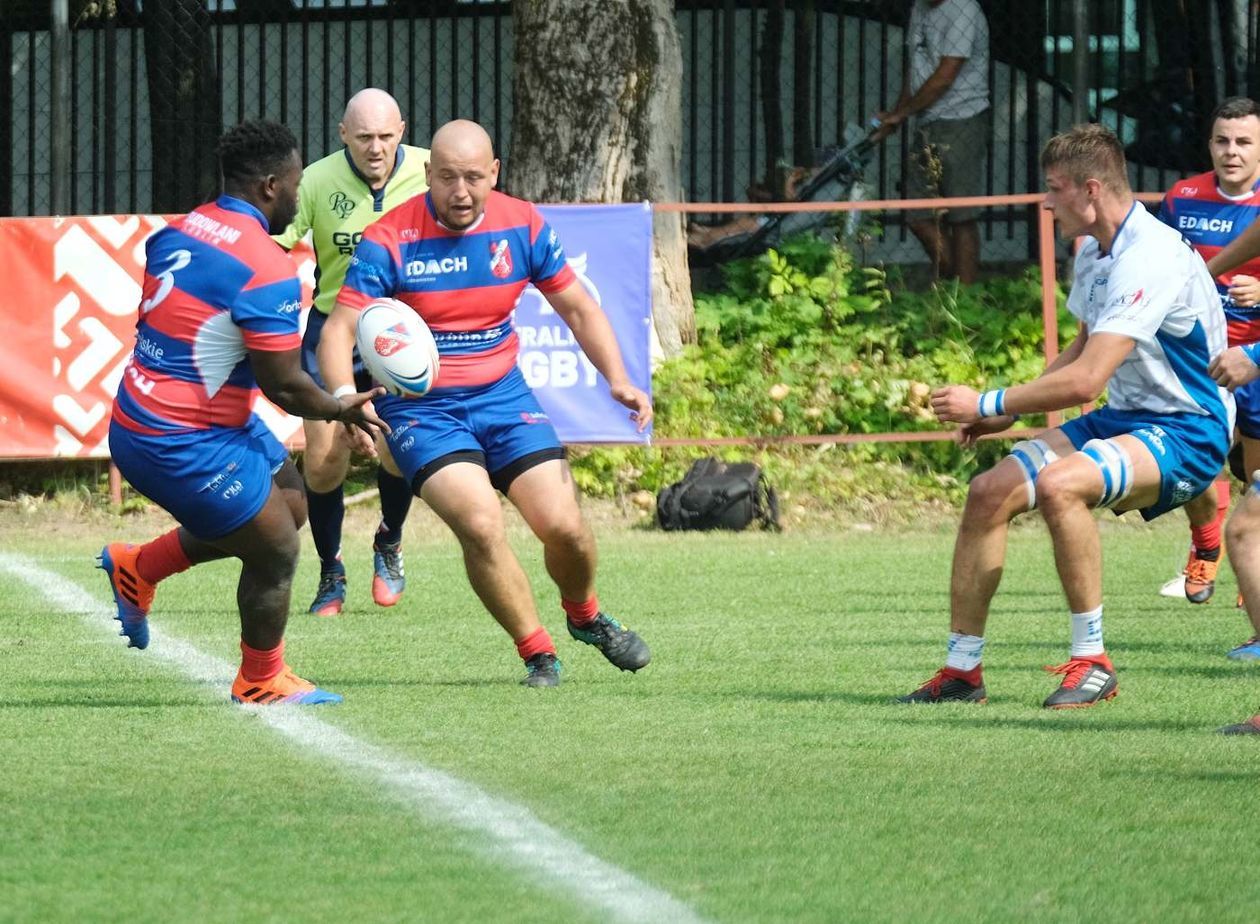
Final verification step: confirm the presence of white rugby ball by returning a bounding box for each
[355,298,440,398]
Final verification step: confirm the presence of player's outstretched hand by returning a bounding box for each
[1209,346,1260,390]
[1228,274,1260,308]
[957,416,1016,447]
[335,387,392,439]
[609,381,654,433]
[931,384,984,425]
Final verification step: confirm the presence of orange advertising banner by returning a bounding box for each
[0,216,315,459]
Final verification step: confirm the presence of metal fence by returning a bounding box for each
[4,1,1259,259]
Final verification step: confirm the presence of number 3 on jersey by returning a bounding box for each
[140,248,192,314]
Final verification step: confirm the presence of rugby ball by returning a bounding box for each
[355,298,440,397]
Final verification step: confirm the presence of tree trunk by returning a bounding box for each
[509,0,694,357]
[143,0,221,212]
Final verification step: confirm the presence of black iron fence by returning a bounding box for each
[5,1,1260,257]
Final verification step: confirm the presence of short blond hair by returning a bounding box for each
[1040,124,1130,194]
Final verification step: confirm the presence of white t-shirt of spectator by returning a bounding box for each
[1067,203,1234,430]
[908,0,990,123]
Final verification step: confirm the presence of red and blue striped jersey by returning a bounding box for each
[338,189,576,391]
[1158,170,1260,344]
[112,195,303,434]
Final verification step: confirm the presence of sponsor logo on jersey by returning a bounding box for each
[1178,215,1234,234]
[329,191,355,219]
[375,322,412,357]
[519,411,550,424]
[490,239,513,278]
[1116,288,1145,307]
[333,230,363,256]
[404,256,469,277]
[1087,274,1108,304]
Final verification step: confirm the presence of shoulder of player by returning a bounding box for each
[480,190,546,231]
[399,144,430,164]
[239,228,303,287]
[1163,170,1222,200]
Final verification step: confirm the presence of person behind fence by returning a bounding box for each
[98,120,387,706]
[872,0,990,284]
[317,119,654,687]
[1152,97,1260,611]
[273,88,430,617]
[897,124,1234,709]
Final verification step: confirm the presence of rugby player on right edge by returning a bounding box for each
[1188,111,1260,733]
[1154,99,1260,610]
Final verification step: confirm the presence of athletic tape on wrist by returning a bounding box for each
[331,385,356,400]
[977,389,1006,418]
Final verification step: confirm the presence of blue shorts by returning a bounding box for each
[376,366,565,492]
[1059,406,1229,521]
[109,415,289,540]
[1235,379,1260,440]
[302,308,372,392]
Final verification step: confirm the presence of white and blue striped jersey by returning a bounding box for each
[1067,203,1235,433]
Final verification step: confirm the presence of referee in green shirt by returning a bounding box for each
[274,88,429,615]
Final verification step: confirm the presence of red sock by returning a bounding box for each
[240,639,285,683]
[562,596,600,627]
[1191,521,1222,554]
[515,627,555,661]
[136,529,192,585]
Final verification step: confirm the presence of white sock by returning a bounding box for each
[945,632,985,672]
[1070,606,1104,658]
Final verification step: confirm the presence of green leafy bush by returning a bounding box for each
[569,235,1075,521]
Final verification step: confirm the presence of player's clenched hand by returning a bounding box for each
[609,381,654,433]
[931,385,983,424]
[1208,346,1260,389]
[335,387,392,439]
[1228,274,1260,308]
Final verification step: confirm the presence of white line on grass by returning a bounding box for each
[1,552,706,924]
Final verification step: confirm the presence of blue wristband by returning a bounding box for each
[977,389,1006,418]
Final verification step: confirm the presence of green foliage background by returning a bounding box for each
[568,236,1076,519]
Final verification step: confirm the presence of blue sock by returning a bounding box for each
[306,484,345,572]
[376,467,413,546]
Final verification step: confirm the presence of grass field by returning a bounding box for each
[3,503,1260,922]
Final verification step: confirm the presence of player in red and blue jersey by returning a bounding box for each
[1155,98,1260,611]
[98,120,386,706]
[319,119,653,687]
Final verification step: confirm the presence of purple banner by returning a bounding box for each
[515,203,653,444]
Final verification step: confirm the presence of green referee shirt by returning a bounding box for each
[274,143,430,316]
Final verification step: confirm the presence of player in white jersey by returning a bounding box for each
[897,124,1234,710]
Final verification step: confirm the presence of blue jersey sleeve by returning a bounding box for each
[342,235,401,307]
[234,275,303,350]
[527,208,576,294]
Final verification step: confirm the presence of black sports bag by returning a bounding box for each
[656,457,780,532]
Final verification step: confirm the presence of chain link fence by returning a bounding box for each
[3,1,1259,261]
